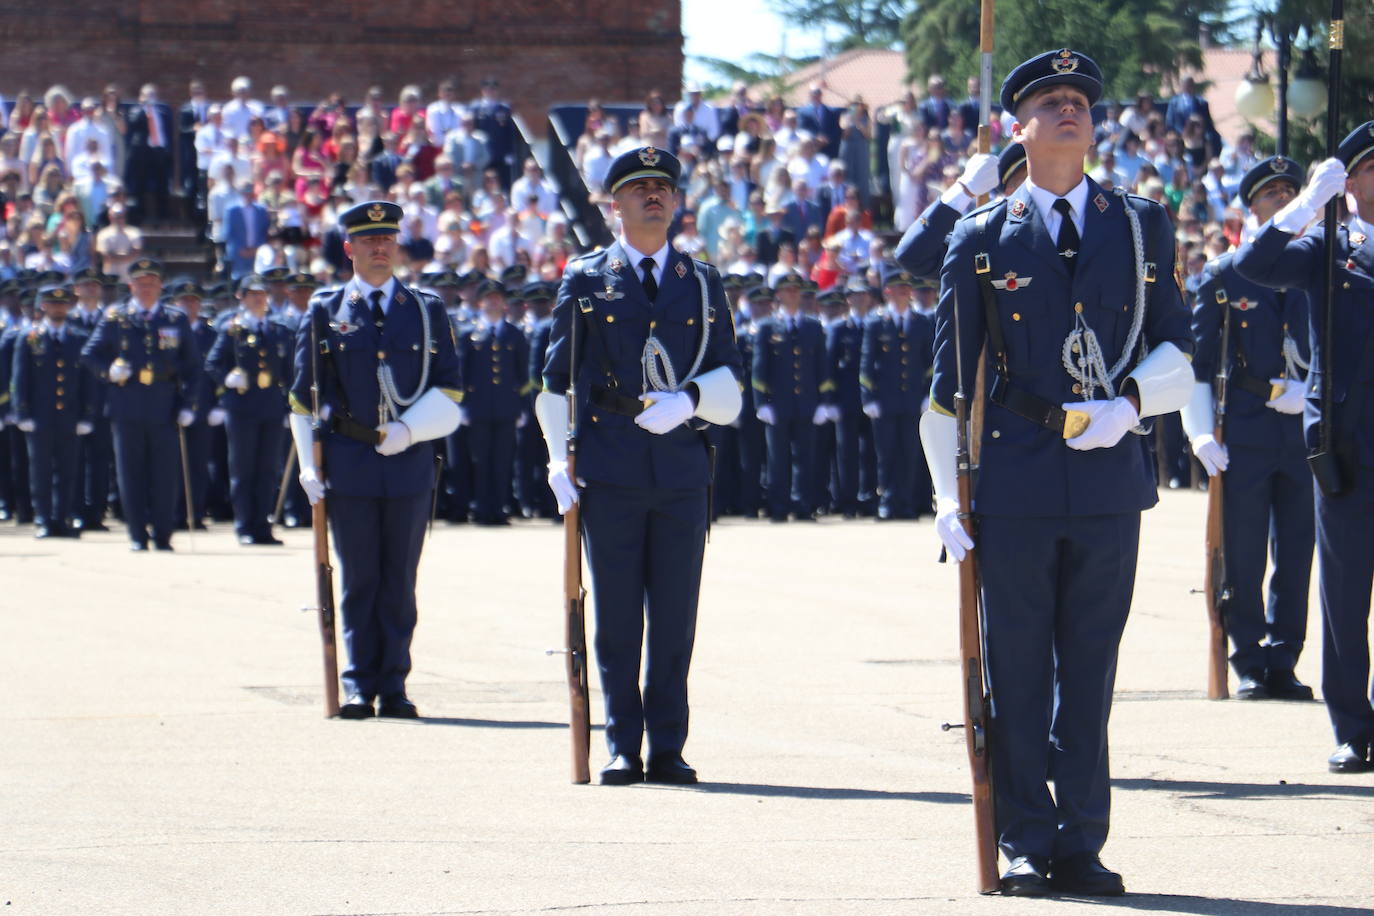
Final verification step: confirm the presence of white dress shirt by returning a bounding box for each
[1024,175,1088,239]
[618,235,668,288]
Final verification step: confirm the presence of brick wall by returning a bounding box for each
[0,0,684,137]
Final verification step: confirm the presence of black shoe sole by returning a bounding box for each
[599,771,645,785]
[377,707,418,719]
[338,704,375,720]
[1001,880,1051,897]
[1050,880,1125,897]
[1328,759,1373,774]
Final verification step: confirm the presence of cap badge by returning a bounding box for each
[1051,50,1079,74]
[1271,157,1287,173]
[638,147,661,167]
[367,203,386,222]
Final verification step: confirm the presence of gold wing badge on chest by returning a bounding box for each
[991,271,1032,290]
[593,279,625,301]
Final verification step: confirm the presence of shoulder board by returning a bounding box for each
[568,249,603,266]
[965,197,1006,221]
[1203,252,1233,280]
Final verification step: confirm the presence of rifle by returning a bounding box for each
[1203,299,1232,700]
[177,424,195,551]
[969,0,996,465]
[943,289,999,894]
[562,297,592,783]
[308,312,341,718]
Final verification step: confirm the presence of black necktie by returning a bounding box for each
[639,257,658,301]
[369,289,385,328]
[1053,198,1079,271]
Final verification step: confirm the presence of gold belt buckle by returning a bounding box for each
[138,366,154,386]
[257,370,272,389]
[1062,408,1091,439]
[1270,380,1287,401]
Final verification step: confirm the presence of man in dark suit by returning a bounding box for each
[782,182,825,241]
[796,84,840,160]
[1165,77,1216,142]
[222,182,270,282]
[753,205,796,266]
[917,74,952,130]
[369,133,403,193]
[470,77,515,188]
[179,80,211,216]
[124,83,174,223]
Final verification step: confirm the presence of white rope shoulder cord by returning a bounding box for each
[640,263,711,394]
[377,287,432,423]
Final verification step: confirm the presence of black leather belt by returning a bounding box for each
[330,413,382,445]
[1231,370,1276,400]
[989,375,1090,439]
[589,386,645,417]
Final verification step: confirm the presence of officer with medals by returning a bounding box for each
[920,50,1194,895]
[895,143,1027,281]
[82,258,202,552]
[1182,156,1315,701]
[535,146,743,784]
[861,262,935,520]
[11,285,94,538]
[206,274,294,545]
[287,200,464,719]
[1232,123,1374,773]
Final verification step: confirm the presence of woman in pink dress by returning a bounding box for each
[291,128,329,200]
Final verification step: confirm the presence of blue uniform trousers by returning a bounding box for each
[26,425,79,526]
[4,425,31,520]
[873,412,921,518]
[443,427,473,521]
[582,481,707,759]
[226,415,284,537]
[112,420,178,545]
[280,435,307,524]
[711,424,739,516]
[765,415,816,519]
[1315,471,1374,746]
[328,490,430,699]
[467,419,516,523]
[832,413,861,515]
[812,420,836,512]
[76,418,113,525]
[858,414,878,513]
[176,421,211,525]
[979,512,1140,862]
[207,424,232,520]
[738,416,766,516]
[1222,444,1314,676]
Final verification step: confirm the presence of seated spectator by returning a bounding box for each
[9,92,35,133]
[581,128,615,191]
[828,205,874,274]
[824,185,872,238]
[444,111,490,186]
[74,159,120,228]
[94,202,141,278]
[810,236,843,290]
[763,96,787,134]
[249,116,289,187]
[63,97,114,178]
[389,85,426,137]
[787,135,828,192]
[1115,133,1148,187]
[673,83,721,141]
[939,107,973,157]
[400,119,440,181]
[510,158,559,216]
[209,136,252,194]
[29,136,64,188]
[19,106,51,166]
[754,202,795,265]
[1181,115,1211,173]
[31,163,65,214]
[668,105,711,158]
[1164,166,1189,215]
[673,210,706,259]
[0,134,26,192]
[766,241,801,284]
[639,91,672,150]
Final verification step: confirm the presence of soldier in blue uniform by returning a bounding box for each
[752,272,834,522]
[825,275,870,518]
[0,282,34,524]
[1232,124,1374,772]
[288,200,463,719]
[895,143,1026,281]
[69,268,114,532]
[10,285,94,538]
[861,263,935,520]
[522,281,559,519]
[458,278,530,526]
[735,283,772,517]
[536,147,743,784]
[172,279,215,530]
[276,272,317,528]
[1182,156,1315,701]
[920,51,1194,895]
[82,258,202,551]
[206,274,294,545]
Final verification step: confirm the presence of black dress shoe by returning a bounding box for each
[84,521,110,532]
[1266,669,1314,701]
[1000,855,1051,897]
[377,694,418,718]
[130,541,149,552]
[1050,853,1125,896]
[338,694,376,720]
[193,521,208,531]
[251,534,285,546]
[645,753,698,785]
[1235,671,1269,700]
[1328,740,1372,773]
[599,755,644,785]
[154,541,174,552]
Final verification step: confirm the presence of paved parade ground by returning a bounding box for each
[1,491,1371,915]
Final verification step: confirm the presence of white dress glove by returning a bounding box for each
[756,404,777,425]
[225,368,250,393]
[1064,397,1138,451]
[16,418,35,433]
[299,465,325,505]
[957,152,1000,198]
[635,390,695,435]
[1274,157,1347,232]
[1266,379,1305,415]
[825,404,841,422]
[811,404,829,425]
[547,459,579,514]
[934,496,975,562]
[375,421,412,456]
[108,361,131,384]
[76,421,93,436]
[207,408,227,427]
[863,402,881,419]
[458,405,470,426]
[516,411,528,429]
[176,409,195,427]
[1190,433,1229,477]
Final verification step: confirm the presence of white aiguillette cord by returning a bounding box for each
[640,266,711,395]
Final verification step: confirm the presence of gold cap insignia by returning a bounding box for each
[1272,157,1287,172]
[367,204,386,222]
[1051,50,1079,74]
[638,147,661,167]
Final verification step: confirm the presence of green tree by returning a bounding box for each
[690,52,822,99]
[766,0,906,50]
[901,0,1230,102]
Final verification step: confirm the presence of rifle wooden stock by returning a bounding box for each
[563,452,591,784]
[1203,459,1229,700]
[312,439,341,719]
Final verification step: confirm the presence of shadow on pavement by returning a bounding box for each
[413,716,573,729]
[1114,777,1374,800]
[691,782,970,803]
[1063,893,1370,914]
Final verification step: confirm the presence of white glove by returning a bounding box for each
[1266,379,1305,415]
[920,396,930,414]
[225,367,250,393]
[547,459,579,514]
[108,361,131,384]
[2,413,14,426]
[299,465,325,505]
[1274,157,1347,232]
[957,152,999,198]
[176,409,195,427]
[863,402,881,419]
[282,414,291,428]
[1190,433,1229,477]
[755,404,776,426]
[207,408,227,427]
[516,411,528,429]
[811,404,829,425]
[375,421,412,456]
[76,421,93,436]
[458,405,470,426]
[825,404,841,422]
[636,390,695,435]
[1064,397,1138,451]
[16,418,35,433]
[934,496,975,562]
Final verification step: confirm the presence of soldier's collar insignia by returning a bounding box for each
[1094,193,1109,213]
[1051,49,1079,74]
[348,291,361,304]
[1351,232,1367,247]
[991,271,1032,291]
[675,261,687,279]
[1271,157,1287,173]
[638,147,661,167]
[394,291,404,303]
[1010,199,1027,218]
[609,257,625,272]
[367,203,386,222]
